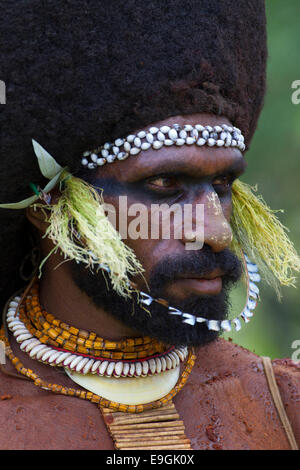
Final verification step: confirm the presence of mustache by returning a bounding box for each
[148,245,243,295]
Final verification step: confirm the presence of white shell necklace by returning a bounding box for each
[5,296,188,379]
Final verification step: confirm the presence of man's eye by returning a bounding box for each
[212,176,233,192]
[147,176,179,189]
[213,175,232,186]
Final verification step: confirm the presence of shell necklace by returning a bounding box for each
[2,284,195,413]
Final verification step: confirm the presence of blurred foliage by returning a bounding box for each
[222,0,300,358]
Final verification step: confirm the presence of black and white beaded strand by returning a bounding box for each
[81,124,246,170]
[138,253,260,332]
[91,253,260,333]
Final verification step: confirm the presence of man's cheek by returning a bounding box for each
[127,239,157,283]
[221,196,233,220]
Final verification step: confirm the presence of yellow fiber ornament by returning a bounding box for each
[41,170,144,298]
[231,179,300,298]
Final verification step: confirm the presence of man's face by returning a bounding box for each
[71,113,247,347]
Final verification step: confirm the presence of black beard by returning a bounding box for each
[70,245,243,348]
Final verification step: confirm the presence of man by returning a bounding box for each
[0,1,299,450]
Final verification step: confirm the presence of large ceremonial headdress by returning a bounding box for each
[0,0,299,316]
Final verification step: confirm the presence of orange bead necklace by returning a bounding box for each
[1,281,196,414]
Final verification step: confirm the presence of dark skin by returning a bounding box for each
[1,113,299,450]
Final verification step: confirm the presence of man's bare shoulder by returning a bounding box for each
[192,337,299,380]
[185,338,300,448]
[175,338,300,449]
[191,338,299,404]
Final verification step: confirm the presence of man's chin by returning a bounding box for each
[71,270,228,348]
[132,290,230,348]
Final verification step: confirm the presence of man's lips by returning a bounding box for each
[171,270,224,295]
[178,269,224,281]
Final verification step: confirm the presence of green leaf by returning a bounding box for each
[0,169,64,209]
[0,195,38,209]
[32,139,63,180]
[43,171,64,193]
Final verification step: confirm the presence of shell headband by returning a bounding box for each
[81,123,246,169]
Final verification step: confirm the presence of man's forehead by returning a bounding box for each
[123,145,246,182]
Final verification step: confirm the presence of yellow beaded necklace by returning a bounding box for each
[1,280,196,415]
[22,279,166,360]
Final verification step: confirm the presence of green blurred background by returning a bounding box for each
[223,0,300,358]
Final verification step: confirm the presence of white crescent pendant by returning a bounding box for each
[65,366,180,405]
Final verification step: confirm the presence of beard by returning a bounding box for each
[70,244,243,348]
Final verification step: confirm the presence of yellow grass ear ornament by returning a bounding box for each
[0,140,143,298]
[231,179,300,298]
[41,169,144,298]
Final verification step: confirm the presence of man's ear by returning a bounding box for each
[26,188,61,232]
[26,205,49,233]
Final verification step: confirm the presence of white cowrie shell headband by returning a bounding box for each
[81,123,246,170]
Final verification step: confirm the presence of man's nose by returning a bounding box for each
[182,190,233,252]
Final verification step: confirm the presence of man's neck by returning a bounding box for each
[39,252,141,341]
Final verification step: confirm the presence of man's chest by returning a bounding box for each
[0,379,291,450]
